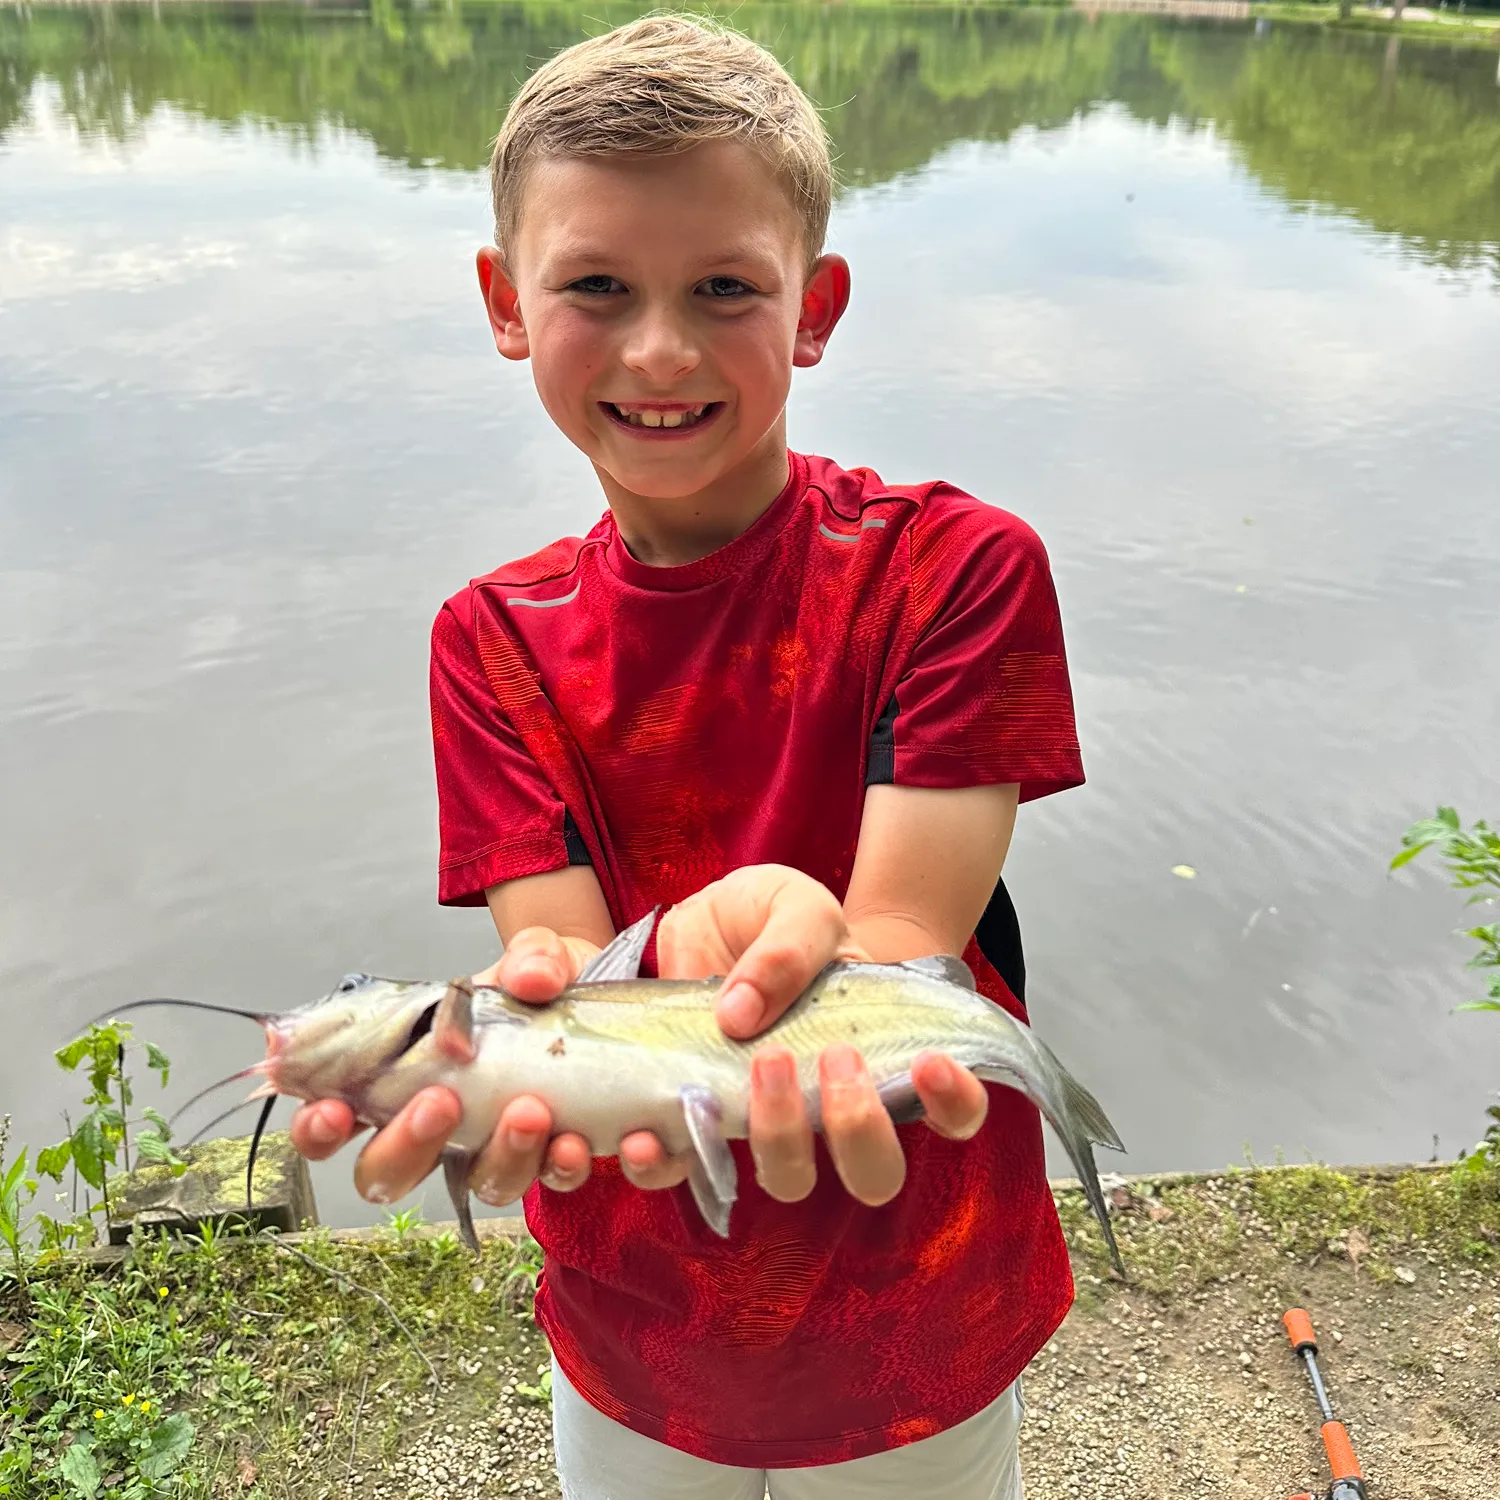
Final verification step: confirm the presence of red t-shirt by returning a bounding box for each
[430,451,1085,1467]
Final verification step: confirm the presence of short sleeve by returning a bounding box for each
[430,596,578,906]
[878,491,1084,804]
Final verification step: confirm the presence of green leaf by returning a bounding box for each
[137,1414,194,1481]
[54,1036,92,1072]
[144,1044,171,1086]
[34,1142,72,1182]
[141,1107,170,1135]
[71,1116,106,1191]
[2,1150,28,1199]
[1454,1000,1500,1013]
[57,1440,100,1499]
[134,1135,175,1164]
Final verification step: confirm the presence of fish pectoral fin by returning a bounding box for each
[876,1072,927,1126]
[680,1085,737,1237]
[442,1149,481,1254]
[435,979,477,1062]
[576,909,659,984]
[898,954,976,990]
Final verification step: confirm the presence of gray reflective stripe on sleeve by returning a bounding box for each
[862,516,887,529]
[505,582,581,609]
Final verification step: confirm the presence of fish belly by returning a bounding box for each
[445,1030,736,1159]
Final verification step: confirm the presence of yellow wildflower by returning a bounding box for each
[140,1400,152,1413]
[158,1287,169,1299]
[94,1409,104,1420]
[122,1393,135,1405]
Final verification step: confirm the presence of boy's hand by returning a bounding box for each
[658,864,991,1209]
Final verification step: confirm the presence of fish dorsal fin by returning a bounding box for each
[576,909,658,985]
[899,954,976,990]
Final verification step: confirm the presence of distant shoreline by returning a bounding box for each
[4,0,1498,48]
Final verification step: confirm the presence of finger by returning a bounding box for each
[912,1051,990,1141]
[539,1133,593,1193]
[818,1045,906,1207]
[749,1047,816,1202]
[289,1100,359,1161]
[352,1086,461,1204]
[714,871,853,1038]
[656,892,734,984]
[619,1131,691,1191]
[467,1094,551,1206]
[496,927,576,1004]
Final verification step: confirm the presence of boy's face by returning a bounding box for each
[478,141,848,504]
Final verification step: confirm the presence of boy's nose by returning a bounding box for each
[620,306,702,384]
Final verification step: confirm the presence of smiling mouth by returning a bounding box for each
[602,402,722,432]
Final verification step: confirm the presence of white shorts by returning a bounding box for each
[551,1355,1025,1500]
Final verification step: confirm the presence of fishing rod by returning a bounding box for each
[1283,1307,1367,1500]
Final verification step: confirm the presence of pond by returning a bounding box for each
[2,1,1498,1233]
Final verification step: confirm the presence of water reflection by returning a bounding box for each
[1,3,1497,278]
[1,5,1498,1232]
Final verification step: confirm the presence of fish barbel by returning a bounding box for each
[113,911,1127,1273]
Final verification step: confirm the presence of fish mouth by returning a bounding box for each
[601,401,723,436]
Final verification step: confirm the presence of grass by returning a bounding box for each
[0,1224,546,1498]
[1055,1158,1500,1296]
[2,1158,1497,1496]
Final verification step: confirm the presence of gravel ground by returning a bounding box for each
[220,1170,1500,1499]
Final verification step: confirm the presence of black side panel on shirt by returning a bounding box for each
[562,811,593,867]
[865,694,898,787]
[865,693,1027,1004]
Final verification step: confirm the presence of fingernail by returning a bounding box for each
[540,1166,576,1192]
[924,1055,955,1092]
[475,1178,515,1208]
[821,1045,864,1084]
[516,957,558,987]
[505,1126,543,1154]
[753,1050,797,1096]
[365,1182,393,1205]
[306,1112,340,1146]
[410,1096,452,1144]
[718,982,764,1034]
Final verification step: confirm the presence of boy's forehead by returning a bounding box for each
[513,142,805,265]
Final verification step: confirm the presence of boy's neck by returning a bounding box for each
[597,426,792,569]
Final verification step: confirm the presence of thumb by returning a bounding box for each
[713,870,865,1039]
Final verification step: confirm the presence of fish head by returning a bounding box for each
[263,974,450,1108]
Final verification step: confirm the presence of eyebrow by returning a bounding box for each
[544,242,783,270]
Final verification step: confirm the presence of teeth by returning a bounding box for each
[612,404,711,428]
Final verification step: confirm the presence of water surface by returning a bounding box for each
[2,2,1498,1231]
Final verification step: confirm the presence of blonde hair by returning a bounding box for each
[489,15,833,264]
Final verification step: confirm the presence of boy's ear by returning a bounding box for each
[793,254,851,369]
[477,245,530,361]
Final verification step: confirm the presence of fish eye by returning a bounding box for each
[335,973,370,995]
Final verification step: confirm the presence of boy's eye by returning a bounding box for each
[566,274,625,295]
[700,276,753,299]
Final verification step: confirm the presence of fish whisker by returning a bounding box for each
[82,996,283,1032]
[170,1064,269,1129]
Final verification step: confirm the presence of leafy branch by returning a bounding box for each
[31,1022,188,1254]
[1393,807,1500,1013]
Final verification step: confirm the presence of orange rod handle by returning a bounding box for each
[1284,1307,1318,1352]
[1322,1421,1362,1481]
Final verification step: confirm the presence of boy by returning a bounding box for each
[292,16,1085,1498]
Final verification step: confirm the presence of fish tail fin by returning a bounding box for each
[975,1038,1128,1281]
